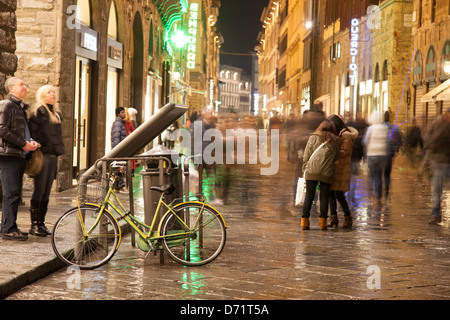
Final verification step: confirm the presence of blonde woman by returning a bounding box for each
[28,85,65,236]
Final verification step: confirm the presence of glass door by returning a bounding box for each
[73,58,91,179]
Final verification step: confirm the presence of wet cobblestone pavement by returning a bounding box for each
[5,154,450,301]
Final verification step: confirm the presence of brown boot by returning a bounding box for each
[319,217,327,230]
[301,218,310,230]
[328,215,339,228]
[342,216,353,229]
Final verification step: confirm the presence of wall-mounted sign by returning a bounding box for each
[187,2,199,69]
[109,46,122,61]
[349,18,359,86]
[107,38,123,69]
[80,32,97,52]
[76,25,98,61]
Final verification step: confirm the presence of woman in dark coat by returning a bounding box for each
[327,115,358,229]
[301,119,340,230]
[28,85,65,236]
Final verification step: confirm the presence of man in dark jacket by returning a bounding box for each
[111,106,127,149]
[110,106,128,192]
[0,77,38,240]
[423,109,450,225]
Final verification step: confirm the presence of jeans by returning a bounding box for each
[329,190,351,217]
[384,156,393,195]
[367,156,388,200]
[32,155,58,202]
[0,156,26,233]
[302,180,331,218]
[430,162,450,216]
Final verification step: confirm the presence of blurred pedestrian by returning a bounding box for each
[210,113,236,206]
[124,108,136,173]
[327,115,358,229]
[364,111,389,204]
[269,111,282,131]
[405,118,423,168]
[301,118,340,230]
[285,113,297,162]
[127,107,138,129]
[346,112,368,174]
[0,77,38,241]
[383,111,403,198]
[28,85,65,236]
[423,109,450,225]
[111,106,128,193]
[346,112,368,203]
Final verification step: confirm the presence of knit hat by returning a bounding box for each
[327,115,346,134]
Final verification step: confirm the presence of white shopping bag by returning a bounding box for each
[295,176,306,206]
[189,165,199,194]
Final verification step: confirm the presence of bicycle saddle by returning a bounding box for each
[150,183,176,195]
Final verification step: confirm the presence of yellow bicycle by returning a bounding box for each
[51,160,227,270]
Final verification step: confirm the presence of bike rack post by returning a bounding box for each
[158,158,165,265]
[127,160,135,247]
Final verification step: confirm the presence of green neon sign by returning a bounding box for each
[187,2,199,69]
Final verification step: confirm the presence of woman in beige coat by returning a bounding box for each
[327,115,358,229]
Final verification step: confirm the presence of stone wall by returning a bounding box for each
[0,0,17,98]
[15,0,58,105]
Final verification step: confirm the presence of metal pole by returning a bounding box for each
[127,160,135,247]
[158,158,164,265]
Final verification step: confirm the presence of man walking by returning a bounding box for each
[0,77,38,240]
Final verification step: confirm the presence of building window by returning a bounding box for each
[425,46,436,79]
[431,0,437,23]
[413,50,423,82]
[303,39,312,70]
[442,40,450,76]
[329,42,341,61]
[419,0,423,28]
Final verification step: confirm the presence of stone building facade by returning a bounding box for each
[256,0,279,118]
[317,0,414,126]
[0,0,17,97]
[13,0,221,191]
[411,0,450,128]
[256,0,415,129]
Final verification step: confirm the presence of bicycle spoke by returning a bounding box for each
[52,205,120,269]
[161,203,226,266]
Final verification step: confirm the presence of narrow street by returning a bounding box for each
[6,151,450,301]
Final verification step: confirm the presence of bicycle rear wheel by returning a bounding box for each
[51,205,121,270]
[161,202,226,266]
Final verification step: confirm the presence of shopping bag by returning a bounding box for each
[189,164,199,194]
[295,176,306,206]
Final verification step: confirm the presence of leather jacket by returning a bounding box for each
[0,94,29,157]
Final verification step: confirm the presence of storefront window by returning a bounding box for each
[76,0,91,27]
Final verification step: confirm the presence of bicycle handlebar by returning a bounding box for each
[93,156,174,177]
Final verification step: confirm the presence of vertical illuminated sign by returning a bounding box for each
[349,18,359,86]
[187,2,199,69]
[209,78,214,106]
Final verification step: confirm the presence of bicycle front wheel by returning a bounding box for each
[51,205,121,270]
[161,202,226,266]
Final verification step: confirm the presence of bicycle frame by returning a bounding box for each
[77,181,210,248]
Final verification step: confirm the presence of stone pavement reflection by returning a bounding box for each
[5,155,450,300]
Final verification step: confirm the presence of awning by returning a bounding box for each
[421,78,450,102]
[154,0,188,31]
[436,87,450,101]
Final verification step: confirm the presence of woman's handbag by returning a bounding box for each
[25,148,44,177]
[295,139,330,206]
